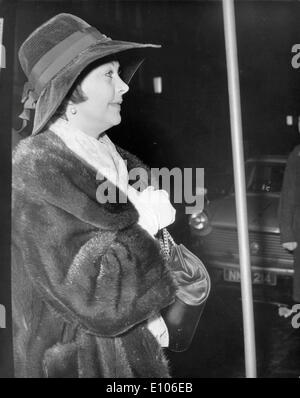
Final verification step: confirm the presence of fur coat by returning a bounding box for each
[12,129,177,378]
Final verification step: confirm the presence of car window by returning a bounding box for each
[245,162,286,193]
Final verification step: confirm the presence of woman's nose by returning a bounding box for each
[117,75,129,94]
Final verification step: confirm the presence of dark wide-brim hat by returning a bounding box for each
[18,13,161,135]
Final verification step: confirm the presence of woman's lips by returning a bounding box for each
[110,103,121,109]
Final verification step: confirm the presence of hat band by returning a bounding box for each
[29,27,111,95]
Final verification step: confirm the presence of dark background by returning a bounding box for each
[1,0,300,377]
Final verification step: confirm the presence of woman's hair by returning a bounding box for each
[52,81,88,121]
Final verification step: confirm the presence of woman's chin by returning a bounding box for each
[111,115,122,126]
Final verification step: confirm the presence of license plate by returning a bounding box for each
[224,268,277,286]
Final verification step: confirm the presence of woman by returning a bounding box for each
[12,13,177,378]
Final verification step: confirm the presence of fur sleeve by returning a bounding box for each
[32,224,177,337]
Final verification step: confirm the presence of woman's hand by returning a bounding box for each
[128,186,176,236]
[139,186,176,229]
[282,242,298,251]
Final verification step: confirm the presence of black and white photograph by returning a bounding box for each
[0,0,300,380]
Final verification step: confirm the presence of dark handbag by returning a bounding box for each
[159,228,211,352]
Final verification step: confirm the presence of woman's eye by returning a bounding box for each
[105,69,122,79]
[105,70,114,78]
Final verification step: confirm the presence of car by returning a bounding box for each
[189,155,294,305]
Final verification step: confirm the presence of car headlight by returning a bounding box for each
[189,211,211,235]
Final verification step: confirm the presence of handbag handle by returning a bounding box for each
[160,228,176,258]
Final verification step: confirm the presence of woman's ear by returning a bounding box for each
[66,100,75,109]
[66,101,78,119]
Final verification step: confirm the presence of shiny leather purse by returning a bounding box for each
[159,228,211,352]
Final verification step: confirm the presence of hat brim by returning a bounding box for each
[32,40,160,135]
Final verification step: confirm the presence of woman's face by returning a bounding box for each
[73,60,129,134]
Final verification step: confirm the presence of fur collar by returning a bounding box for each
[13,128,154,231]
